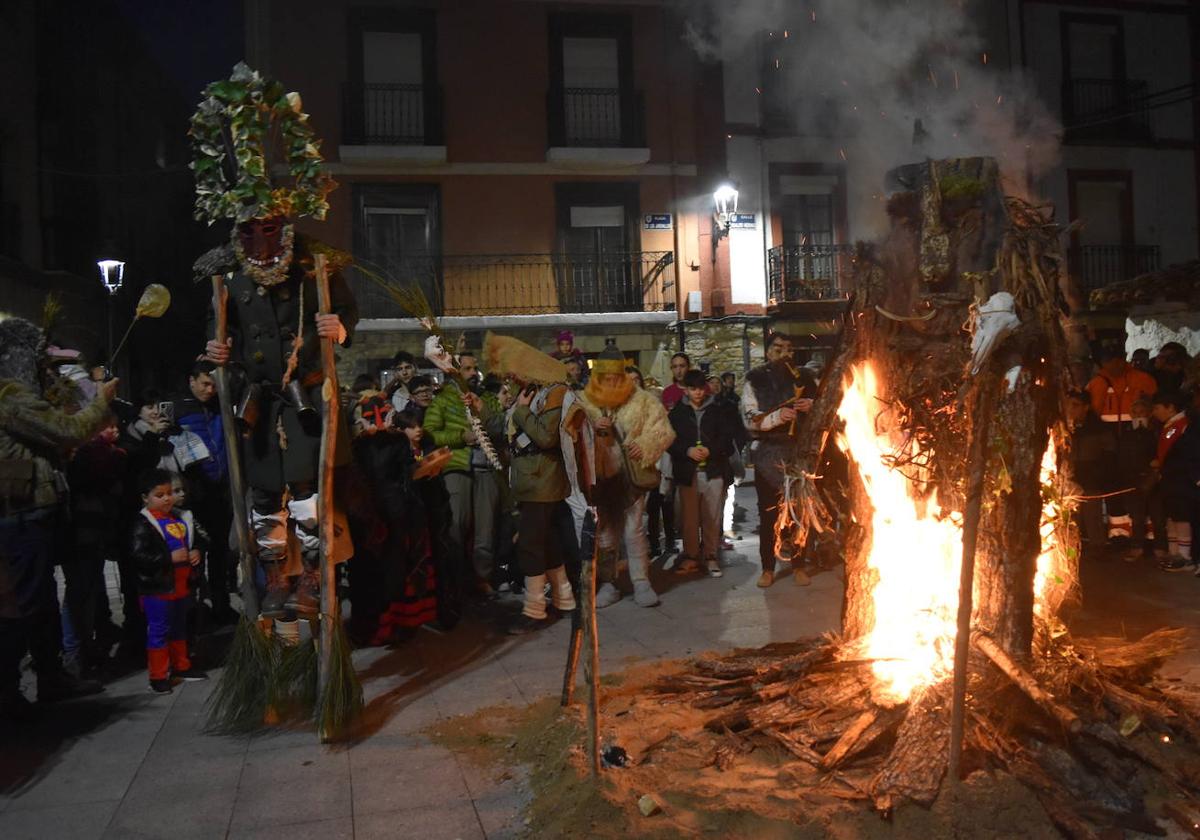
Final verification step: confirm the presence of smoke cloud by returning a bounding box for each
[682,0,1061,233]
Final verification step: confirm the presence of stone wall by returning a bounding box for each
[678,319,767,382]
[1126,303,1200,357]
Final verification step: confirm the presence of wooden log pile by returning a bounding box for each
[647,627,1200,837]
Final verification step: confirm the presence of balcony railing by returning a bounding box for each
[547,86,646,148]
[1070,244,1160,291]
[342,82,444,145]
[767,244,855,303]
[1063,78,1152,143]
[350,251,675,318]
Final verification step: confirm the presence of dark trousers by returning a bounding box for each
[61,542,107,658]
[0,512,63,694]
[757,476,783,572]
[516,500,577,578]
[195,492,233,612]
[646,487,676,552]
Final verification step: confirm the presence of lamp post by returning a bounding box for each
[96,251,125,375]
[711,183,739,263]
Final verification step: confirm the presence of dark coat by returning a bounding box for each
[745,361,817,488]
[128,508,209,597]
[209,248,359,492]
[1160,423,1200,520]
[1071,410,1116,494]
[667,397,747,487]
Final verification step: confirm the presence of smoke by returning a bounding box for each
[681,0,1061,234]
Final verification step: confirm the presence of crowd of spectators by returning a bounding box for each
[0,319,820,720]
[1069,341,1200,572]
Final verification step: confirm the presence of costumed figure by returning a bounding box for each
[480,333,579,634]
[191,64,360,733]
[193,63,356,621]
[566,341,674,608]
[741,332,815,588]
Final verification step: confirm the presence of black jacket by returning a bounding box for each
[667,397,747,487]
[128,508,209,597]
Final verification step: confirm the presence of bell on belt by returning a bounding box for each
[285,379,318,421]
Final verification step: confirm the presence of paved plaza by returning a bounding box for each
[1,484,1197,839]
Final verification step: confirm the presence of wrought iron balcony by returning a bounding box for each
[350,251,675,318]
[547,86,646,148]
[767,244,854,304]
[1062,78,1152,143]
[1070,244,1160,291]
[342,82,444,146]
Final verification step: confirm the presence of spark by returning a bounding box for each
[775,59,781,69]
[839,148,847,161]
[755,87,761,94]
[997,94,1004,105]
[784,30,789,38]
[811,9,816,21]
[954,70,959,90]
[982,52,988,65]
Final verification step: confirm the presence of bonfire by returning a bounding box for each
[577,158,1200,838]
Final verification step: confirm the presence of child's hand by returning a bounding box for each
[188,549,202,567]
[171,547,189,564]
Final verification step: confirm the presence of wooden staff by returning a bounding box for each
[580,521,601,778]
[210,274,259,618]
[313,253,341,742]
[947,371,999,781]
[561,613,583,707]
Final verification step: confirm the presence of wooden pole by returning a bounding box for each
[948,374,998,781]
[210,274,259,618]
[561,616,583,707]
[313,254,341,742]
[580,524,601,778]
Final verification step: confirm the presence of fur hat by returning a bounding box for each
[0,317,45,386]
[483,332,567,384]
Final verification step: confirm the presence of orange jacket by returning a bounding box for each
[1086,368,1157,423]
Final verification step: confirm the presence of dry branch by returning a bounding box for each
[974,632,1082,734]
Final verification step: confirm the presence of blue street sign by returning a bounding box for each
[730,213,757,229]
[643,213,673,230]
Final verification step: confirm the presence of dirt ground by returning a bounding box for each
[428,660,1062,839]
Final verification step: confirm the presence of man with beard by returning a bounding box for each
[568,342,674,608]
[742,332,815,588]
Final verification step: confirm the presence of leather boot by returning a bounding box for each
[285,563,321,617]
[260,561,290,618]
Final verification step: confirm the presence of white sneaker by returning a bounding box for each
[595,582,622,608]
[705,558,723,578]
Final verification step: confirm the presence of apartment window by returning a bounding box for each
[1060,14,1149,141]
[346,10,441,145]
[548,15,643,148]
[352,185,441,315]
[1067,170,1157,290]
[555,183,641,311]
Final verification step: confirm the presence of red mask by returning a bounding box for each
[236,216,287,266]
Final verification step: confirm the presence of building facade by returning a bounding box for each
[718,0,1198,359]
[249,0,738,380]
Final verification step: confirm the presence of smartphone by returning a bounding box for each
[157,401,175,424]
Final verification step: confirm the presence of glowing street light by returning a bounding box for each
[713,183,739,231]
[96,259,125,295]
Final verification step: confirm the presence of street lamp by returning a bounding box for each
[96,258,125,295]
[96,246,125,376]
[713,183,739,233]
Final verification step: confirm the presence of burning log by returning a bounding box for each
[973,632,1081,734]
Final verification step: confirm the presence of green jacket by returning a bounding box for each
[509,384,569,503]
[0,380,113,514]
[423,381,503,474]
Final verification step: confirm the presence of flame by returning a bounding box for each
[1033,442,1061,618]
[836,362,1061,705]
[837,363,962,705]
